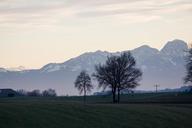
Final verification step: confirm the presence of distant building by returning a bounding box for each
[0,89,19,97]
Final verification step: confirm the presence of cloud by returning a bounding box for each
[0,0,191,26]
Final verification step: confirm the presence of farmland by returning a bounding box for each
[0,92,192,128]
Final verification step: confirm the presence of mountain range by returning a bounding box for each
[0,39,189,95]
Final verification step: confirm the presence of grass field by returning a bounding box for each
[0,93,192,128]
[61,92,192,104]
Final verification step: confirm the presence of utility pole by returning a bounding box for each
[154,84,160,93]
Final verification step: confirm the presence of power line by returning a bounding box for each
[154,84,160,93]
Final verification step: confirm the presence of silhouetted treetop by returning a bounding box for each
[93,51,142,103]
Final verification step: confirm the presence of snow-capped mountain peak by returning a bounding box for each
[160,39,188,57]
[40,40,188,73]
[132,45,159,55]
[0,68,7,73]
[7,66,26,71]
[41,50,110,73]
[41,63,67,73]
[0,66,26,72]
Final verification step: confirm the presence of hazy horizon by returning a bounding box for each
[1,0,192,69]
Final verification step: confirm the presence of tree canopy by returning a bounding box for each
[93,52,142,103]
[75,70,93,103]
[184,47,192,92]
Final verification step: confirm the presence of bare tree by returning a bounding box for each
[116,52,142,103]
[28,89,41,97]
[74,70,93,103]
[184,46,192,92]
[93,52,142,103]
[93,56,118,103]
[42,89,57,97]
[17,89,28,96]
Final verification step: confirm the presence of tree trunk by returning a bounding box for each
[117,88,120,103]
[112,87,117,103]
[84,86,86,104]
[84,94,86,104]
[112,91,116,103]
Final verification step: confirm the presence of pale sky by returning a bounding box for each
[0,0,192,69]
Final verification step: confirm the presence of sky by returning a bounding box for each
[0,0,192,69]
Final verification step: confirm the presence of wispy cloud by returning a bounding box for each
[0,0,192,26]
[1,0,192,69]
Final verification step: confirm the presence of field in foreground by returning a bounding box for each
[0,96,192,128]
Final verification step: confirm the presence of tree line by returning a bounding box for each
[17,88,57,97]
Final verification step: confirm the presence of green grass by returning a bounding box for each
[0,94,192,128]
[57,92,192,104]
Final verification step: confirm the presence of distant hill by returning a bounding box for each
[94,86,192,96]
[0,39,189,95]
